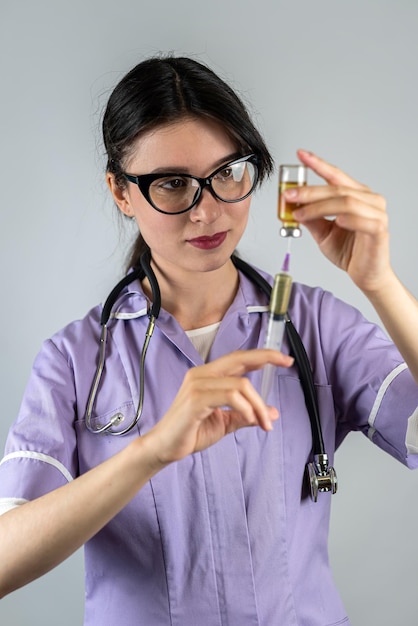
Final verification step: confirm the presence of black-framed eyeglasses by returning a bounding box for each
[122,154,259,215]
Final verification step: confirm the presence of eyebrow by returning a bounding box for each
[148,151,242,176]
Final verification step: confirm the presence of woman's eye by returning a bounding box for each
[217,167,233,180]
[158,177,187,190]
[215,163,246,183]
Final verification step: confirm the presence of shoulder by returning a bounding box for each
[43,276,149,362]
[288,281,367,328]
[235,260,350,324]
[46,304,103,358]
[238,258,370,324]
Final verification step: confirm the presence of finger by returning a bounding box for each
[300,214,389,250]
[199,349,294,379]
[184,373,279,432]
[292,196,387,227]
[333,210,389,237]
[206,376,274,422]
[224,381,279,432]
[284,184,386,213]
[222,405,279,434]
[295,217,334,247]
[219,376,278,431]
[297,149,368,190]
[295,207,388,253]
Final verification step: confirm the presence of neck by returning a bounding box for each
[142,257,240,331]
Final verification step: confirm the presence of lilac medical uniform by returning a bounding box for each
[1,268,417,625]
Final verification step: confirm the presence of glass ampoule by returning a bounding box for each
[278,164,308,237]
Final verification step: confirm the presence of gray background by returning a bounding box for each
[1,1,417,624]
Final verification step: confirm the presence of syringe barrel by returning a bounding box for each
[260,271,292,402]
[269,271,292,316]
[263,313,286,351]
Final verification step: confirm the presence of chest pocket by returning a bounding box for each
[75,401,139,474]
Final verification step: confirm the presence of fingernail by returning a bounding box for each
[284,188,298,199]
[269,407,279,420]
[299,149,314,157]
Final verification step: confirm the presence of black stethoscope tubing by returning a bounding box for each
[230,255,326,458]
[91,250,337,499]
[98,250,324,456]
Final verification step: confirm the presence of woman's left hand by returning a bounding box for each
[286,149,392,294]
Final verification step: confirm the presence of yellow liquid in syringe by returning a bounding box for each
[278,181,306,228]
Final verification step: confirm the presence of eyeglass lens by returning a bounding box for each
[149,158,257,213]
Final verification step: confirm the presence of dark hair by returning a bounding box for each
[102,55,274,269]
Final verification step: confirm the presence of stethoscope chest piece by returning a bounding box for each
[306,454,338,502]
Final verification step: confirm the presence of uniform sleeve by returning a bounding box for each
[0,338,78,506]
[317,290,418,468]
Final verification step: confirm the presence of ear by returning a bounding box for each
[106,173,134,217]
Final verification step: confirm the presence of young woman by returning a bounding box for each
[0,56,417,626]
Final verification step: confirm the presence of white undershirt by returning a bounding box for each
[185,322,221,362]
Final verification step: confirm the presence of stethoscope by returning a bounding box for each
[85,249,337,501]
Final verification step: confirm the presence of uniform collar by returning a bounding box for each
[106,265,272,366]
[106,263,272,323]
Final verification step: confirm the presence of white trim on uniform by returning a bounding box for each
[112,307,148,320]
[0,451,74,483]
[406,406,418,454]
[247,305,269,314]
[0,497,28,516]
[113,306,268,319]
[367,363,408,440]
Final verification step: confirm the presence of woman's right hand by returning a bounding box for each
[0,350,292,598]
[144,349,294,466]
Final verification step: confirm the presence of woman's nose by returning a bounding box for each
[189,187,222,223]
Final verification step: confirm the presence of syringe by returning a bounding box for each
[260,255,292,402]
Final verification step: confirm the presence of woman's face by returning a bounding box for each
[108,117,252,279]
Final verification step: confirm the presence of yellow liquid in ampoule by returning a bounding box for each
[278,181,306,228]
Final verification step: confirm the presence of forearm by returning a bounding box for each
[0,349,293,598]
[365,271,418,383]
[0,434,164,598]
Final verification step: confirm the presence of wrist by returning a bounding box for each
[360,268,398,302]
[127,432,172,477]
